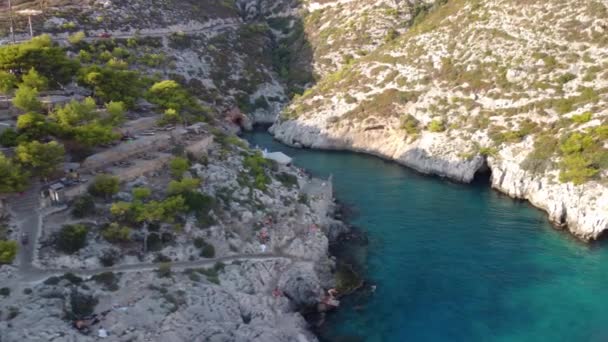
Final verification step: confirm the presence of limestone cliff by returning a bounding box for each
[271,0,608,240]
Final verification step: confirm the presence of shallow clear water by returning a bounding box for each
[244,131,608,342]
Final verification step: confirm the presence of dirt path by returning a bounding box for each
[20,253,312,282]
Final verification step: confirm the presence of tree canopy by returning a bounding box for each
[78,66,144,108]
[89,174,120,199]
[0,154,29,193]
[147,80,209,123]
[51,98,121,146]
[15,141,65,177]
[56,224,88,254]
[21,68,49,91]
[0,35,79,87]
[0,71,17,94]
[13,85,42,112]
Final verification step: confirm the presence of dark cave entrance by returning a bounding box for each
[472,158,492,186]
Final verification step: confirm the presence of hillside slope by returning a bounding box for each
[272,0,608,240]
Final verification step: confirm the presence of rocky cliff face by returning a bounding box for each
[271,0,608,240]
[489,143,608,240]
[0,1,353,340]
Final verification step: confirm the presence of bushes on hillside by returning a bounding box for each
[0,71,17,94]
[15,141,65,178]
[72,195,96,218]
[21,68,48,91]
[51,98,122,147]
[558,127,608,184]
[167,178,200,195]
[101,223,131,243]
[427,119,446,132]
[243,152,271,190]
[0,240,18,264]
[111,196,188,226]
[0,154,29,193]
[400,114,420,136]
[0,35,79,87]
[89,174,119,199]
[13,86,42,112]
[147,80,208,124]
[169,157,190,179]
[56,224,88,254]
[66,290,98,320]
[78,66,144,108]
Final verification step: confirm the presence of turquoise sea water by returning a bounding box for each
[243,131,608,342]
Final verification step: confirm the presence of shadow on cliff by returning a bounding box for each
[238,0,316,99]
[268,14,316,97]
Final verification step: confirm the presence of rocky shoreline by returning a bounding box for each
[269,123,608,241]
[0,131,361,342]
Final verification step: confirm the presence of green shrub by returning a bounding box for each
[0,154,29,193]
[0,129,19,147]
[571,112,592,124]
[68,31,86,45]
[556,73,576,84]
[521,135,558,174]
[243,152,271,190]
[72,195,96,218]
[56,224,88,254]
[194,237,215,258]
[132,187,151,201]
[159,108,180,125]
[0,71,17,94]
[183,191,215,215]
[558,131,607,184]
[167,178,201,195]
[89,174,119,199]
[196,262,224,284]
[91,272,120,291]
[78,66,144,108]
[16,112,48,137]
[99,249,118,267]
[276,172,298,188]
[400,114,420,136]
[0,240,17,264]
[67,290,98,320]
[147,80,200,114]
[21,68,48,91]
[554,98,575,115]
[427,119,446,132]
[12,86,41,112]
[157,262,172,278]
[0,287,9,297]
[169,157,190,179]
[62,272,83,285]
[101,223,131,243]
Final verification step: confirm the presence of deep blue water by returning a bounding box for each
[244,130,608,342]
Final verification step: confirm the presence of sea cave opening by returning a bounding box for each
[472,159,492,186]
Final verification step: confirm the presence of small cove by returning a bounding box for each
[243,130,608,342]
